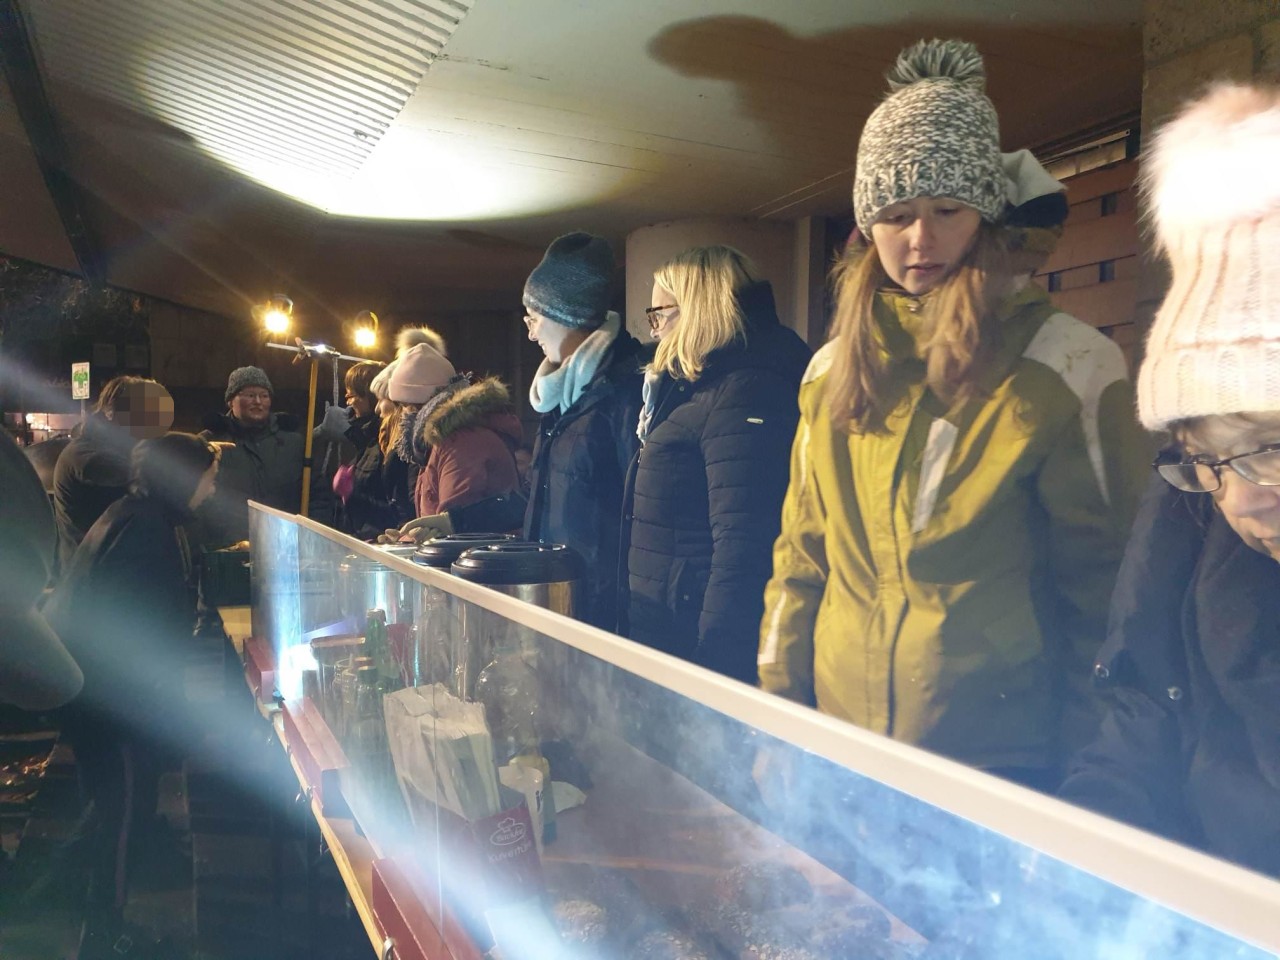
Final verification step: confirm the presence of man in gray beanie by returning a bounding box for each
[197,363,303,546]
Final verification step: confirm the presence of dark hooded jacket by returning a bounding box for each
[411,377,523,517]
[44,438,209,730]
[197,410,304,546]
[310,413,405,539]
[1060,475,1280,880]
[524,327,646,632]
[624,281,811,683]
[53,417,135,572]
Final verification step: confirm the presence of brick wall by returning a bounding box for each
[1036,160,1141,367]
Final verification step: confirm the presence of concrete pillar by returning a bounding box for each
[791,217,828,350]
[1136,0,1280,347]
[624,218,803,343]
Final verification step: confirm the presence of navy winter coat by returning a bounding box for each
[1060,475,1280,880]
[624,281,811,683]
[524,328,646,632]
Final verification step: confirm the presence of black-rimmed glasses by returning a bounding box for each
[1155,444,1280,493]
[645,304,677,330]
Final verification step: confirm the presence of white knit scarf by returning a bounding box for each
[528,312,621,415]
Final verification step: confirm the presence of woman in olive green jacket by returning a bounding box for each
[757,40,1148,785]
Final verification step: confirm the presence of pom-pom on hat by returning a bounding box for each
[373,325,448,401]
[853,39,1008,233]
[523,232,616,330]
[1137,83,1280,431]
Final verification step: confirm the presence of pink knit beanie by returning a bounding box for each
[1138,83,1280,430]
[387,343,455,404]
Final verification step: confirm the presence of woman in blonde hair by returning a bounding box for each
[757,39,1148,787]
[623,244,810,682]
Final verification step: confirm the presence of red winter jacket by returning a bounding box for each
[412,377,523,517]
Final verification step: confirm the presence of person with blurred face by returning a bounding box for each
[197,365,303,546]
[45,433,221,956]
[53,376,175,572]
[757,39,1148,789]
[1060,84,1280,881]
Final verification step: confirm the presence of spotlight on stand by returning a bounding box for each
[350,310,379,351]
[253,294,294,337]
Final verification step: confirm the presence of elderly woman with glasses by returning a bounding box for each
[1059,84,1280,881]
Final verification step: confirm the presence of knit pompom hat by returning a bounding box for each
[372,326,447,401]
[388,342,456,404]
[854,39,1008,233]
[523,232,616,329]
[1138,83,1280,431]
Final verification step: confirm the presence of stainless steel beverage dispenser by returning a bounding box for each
[411,534,518,690]
[447,542,584,703]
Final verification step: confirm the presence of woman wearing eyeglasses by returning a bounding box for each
[1060,84,1280,880]
[623,245,811,682]
[645,299,680,341]
[518,232,647,632]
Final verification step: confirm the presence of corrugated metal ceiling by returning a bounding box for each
[24,0,474,178]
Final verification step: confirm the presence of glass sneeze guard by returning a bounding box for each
[249,504,1280,960]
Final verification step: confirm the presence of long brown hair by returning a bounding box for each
[827,223,1012,431]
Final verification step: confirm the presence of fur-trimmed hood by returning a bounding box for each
[415,376,522,448]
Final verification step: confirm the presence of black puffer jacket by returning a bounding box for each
[52,417,134,572]
[310,414,405,539]
[624,281,811,683]
[524,327,646,632]
[45,489,197,731]
[197,411,304,546]
[1060,475,1280,879]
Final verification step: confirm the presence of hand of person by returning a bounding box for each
[318,402,352,441]
[332,462,356,502]
[377,528,401,544]
[399,513,453,543]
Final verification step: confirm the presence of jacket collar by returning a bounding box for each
[347,413,379,447]
[693,280,786,382]
[540,328,647,424]
[416,376,519,447]
[874,280,1057,392]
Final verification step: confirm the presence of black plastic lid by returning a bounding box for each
[412,533,518,569]
[450,542,585,585]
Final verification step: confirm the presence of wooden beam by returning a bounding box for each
[0,0,105,284]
